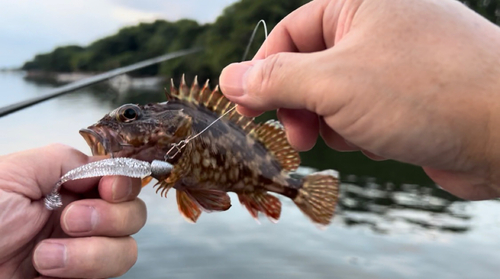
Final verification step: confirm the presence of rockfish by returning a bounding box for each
[79,76,339,225]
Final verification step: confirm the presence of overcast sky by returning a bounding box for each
[0,0,238,68]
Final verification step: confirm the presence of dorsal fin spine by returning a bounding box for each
[249,120,300,172]
[213,94,226,112]
[242,121,253,132]
[221,102,233,114]
[167,75,263,147]
[190,76,201,104]
[205,88,217,107]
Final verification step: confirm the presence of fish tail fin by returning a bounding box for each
[293,170,340,226]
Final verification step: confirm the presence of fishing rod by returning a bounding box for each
[0,47,203,118]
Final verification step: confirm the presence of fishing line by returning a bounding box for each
[165,106,236,159]
[242,19,269,61]
[45,21,269,208]
[165,20,268,160]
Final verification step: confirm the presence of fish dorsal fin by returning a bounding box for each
[166,74,257,132]
[250,120,300,172]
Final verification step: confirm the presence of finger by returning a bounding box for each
[361,150,387,161]
[423,167,500,200]
[33,236,137,278]
[253,0,330,59]
[220,51,330,112]
[235,104,264,118]
[277,108,319,151]
[319,118,359,151]
[0,143,104,199]
[98,176,142,203]
[61,198,147,237]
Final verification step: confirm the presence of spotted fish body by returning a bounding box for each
[80,76,339,225]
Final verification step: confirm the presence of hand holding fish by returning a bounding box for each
[0,144,146,278]
[220,0,500,200]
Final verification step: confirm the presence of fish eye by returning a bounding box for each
[117,104,141,123]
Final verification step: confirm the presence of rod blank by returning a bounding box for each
[0,47,202,118]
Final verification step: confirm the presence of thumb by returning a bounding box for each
[219,52,326,113]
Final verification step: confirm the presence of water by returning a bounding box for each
[1,71,500,278]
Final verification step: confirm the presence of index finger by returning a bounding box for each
[253,0,329,59]
[0,143,100,200]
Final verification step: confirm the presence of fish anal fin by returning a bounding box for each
[186,188,231,212]
[238,192,282,222]
[176,190,202,223]
[238,194,259,220]
[141,176,153,187]
[293,170,339,226]
[250,120,300,172]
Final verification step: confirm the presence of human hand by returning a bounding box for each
[219,0,500,200]
[0,144,146,278]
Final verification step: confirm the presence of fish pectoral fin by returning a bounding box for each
[153,180,174,198]
[176,190,202,223]
[186,188,231,212]
[141,176,153,187]
[238,192,282,223]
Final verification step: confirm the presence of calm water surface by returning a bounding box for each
[1,71,500,278]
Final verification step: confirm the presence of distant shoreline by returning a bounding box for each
[23,70,166,92]
[24,70,96,83]
[0,68,22,72]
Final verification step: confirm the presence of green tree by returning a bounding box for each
[22,45,84,72]
[203,0,310,82]
[460,0,500,23]
[22,0,499,79]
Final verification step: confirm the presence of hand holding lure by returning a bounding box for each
[44,158,173,210]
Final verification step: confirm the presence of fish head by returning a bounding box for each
[79,102,192,162]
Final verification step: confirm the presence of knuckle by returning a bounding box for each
[109,199,147,235]
[46,142,70,150]
[46,142,87,161]
[73,237,104,273]
[70,237,137,277]
[125,238,138,269]
[136,198,148,228]
[111,237,138,277]
[250,53,285,96]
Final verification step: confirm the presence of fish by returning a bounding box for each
[79,75,340,226]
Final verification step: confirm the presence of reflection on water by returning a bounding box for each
[2,72,500,278]
[339,181,470,234]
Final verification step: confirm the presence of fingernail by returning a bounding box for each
[34,241,66,270]
[112,176,132,201]
[220,62,253,96]
[64,204,98,233]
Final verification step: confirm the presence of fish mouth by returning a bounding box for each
[79,128,109,156]
[79,127,126,157]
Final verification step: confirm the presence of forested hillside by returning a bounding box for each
[21,0,499,81]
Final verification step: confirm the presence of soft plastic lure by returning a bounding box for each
[44,158,173,210]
